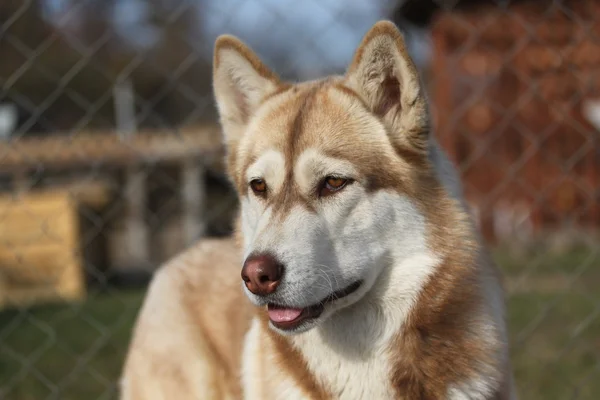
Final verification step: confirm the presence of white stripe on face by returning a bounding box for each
[294,148,360,195]
[245,150,286,193]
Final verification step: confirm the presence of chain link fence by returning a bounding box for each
[0,0,599,399]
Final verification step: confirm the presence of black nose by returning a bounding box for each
[241,253,284,296]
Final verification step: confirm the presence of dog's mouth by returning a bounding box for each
[267,280,362,331]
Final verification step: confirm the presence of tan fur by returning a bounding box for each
[121,21,515,400]
[120,238,250,399]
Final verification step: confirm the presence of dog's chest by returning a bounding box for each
[242,319,395,400]
[294,330,395,399]
[308,346,394,399]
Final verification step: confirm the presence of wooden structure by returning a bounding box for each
[0,125,223,172]
[430,0,600,242]
[0,191,86,308]
[0,125,228,305]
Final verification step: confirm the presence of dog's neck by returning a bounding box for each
[292,248,443,355]
[279,249,445,399]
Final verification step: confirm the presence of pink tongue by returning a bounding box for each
[268,306,303,322]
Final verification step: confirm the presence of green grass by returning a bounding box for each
[497,245,600,399]
[0,247,599,399]
[0,289,145,400]
[507,292,600,399]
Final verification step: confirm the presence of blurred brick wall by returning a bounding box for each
[430,0,600,242]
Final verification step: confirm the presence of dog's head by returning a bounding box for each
[213,21,442,334]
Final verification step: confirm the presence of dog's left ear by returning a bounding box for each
[346,21,429,154]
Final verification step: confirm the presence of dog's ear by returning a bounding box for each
[213,35,280,153]
[346,21,429,155]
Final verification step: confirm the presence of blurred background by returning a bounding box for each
[0,0,599,399]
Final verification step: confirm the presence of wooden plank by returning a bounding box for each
[0,125,224,173]
[44,180,113,210]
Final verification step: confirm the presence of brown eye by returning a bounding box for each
[250,179,267,195]
[319,176,349,197]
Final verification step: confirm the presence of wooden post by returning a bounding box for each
[114,78,137,142]
[123,166,151,270]
[181,159,206,247]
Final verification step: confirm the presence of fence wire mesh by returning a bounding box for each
[0,0,599,399]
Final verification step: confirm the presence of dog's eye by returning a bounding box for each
[250,179,267,195]
[319,176,349,197]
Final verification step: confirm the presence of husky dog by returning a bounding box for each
[121,20,516,399]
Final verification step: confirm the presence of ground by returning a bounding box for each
[0,247,598,400]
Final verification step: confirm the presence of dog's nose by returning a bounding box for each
[241,253,284,296]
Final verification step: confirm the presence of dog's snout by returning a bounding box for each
[241,253,284,296]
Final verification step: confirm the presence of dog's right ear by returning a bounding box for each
[213,35,281,153]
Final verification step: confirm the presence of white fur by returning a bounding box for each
[243,318,308,400]
[291,253,440,399]
[240,198,273,261]
[245,150,286,193]
[294,149,360,192]
[242,319,264,399]
[448,378,496,400]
